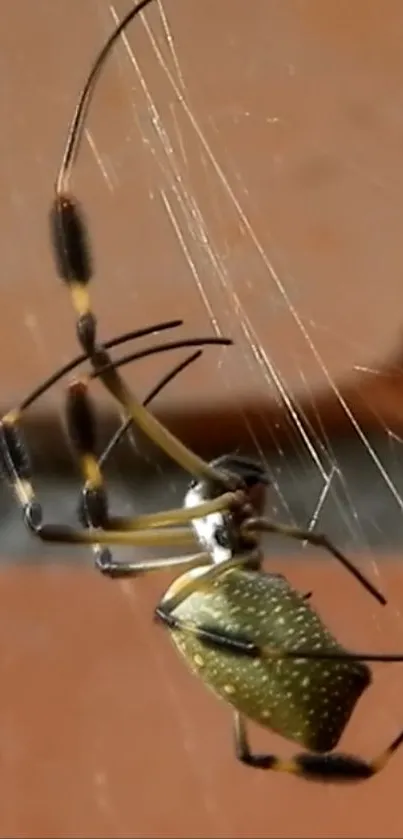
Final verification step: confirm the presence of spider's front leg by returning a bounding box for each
[50,0,158,357]
[40,378,243,578]
[50,192,96,356]
[0,385,197,563]
[49,0,241,493]
[0,343,242,576]
[0,411,42,531]
[68,376,243,527]
[0,322,194,546]
[50,188,239,488]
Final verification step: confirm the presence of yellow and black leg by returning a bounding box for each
[17,319,185,416]
[0,324,191,532]
[55,378,239,572]
[0,332,185,531]
[0,387,196,562]
[243,517,386,606]
[87,343,239,487]
[66,376,242,529]
[49,0,158,352]
[156,514,385,614]
[68,385,223,571]
[49,185,236,486]
[0,382,237,571]
[50,181,236,490]
[0,399,197,558]
[50,193,96,355]
[48,0,239,490]
[65,376,110,567]
[0,411,42,530]
[0,338,239,569]
[97,348,204,469]
[233,712,403,783]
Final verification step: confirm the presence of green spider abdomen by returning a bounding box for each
[164,568,371,753]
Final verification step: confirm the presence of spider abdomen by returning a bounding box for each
[162,568,371,753]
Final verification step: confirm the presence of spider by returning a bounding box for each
[2,0,403,784]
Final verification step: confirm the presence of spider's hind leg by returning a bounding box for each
[234,712,403,783]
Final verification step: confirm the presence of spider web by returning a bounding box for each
[85,2,403,561]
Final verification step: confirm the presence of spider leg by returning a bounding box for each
[67,377,241,532]
[233,712,403,783]
[98,347,200,468]
[243,517,386,606]
[0,346,225,566]
[106,492,241,531]
[0,411,193,552]
[86,343,235,485]
[50,186,234,486]
[97,550,210,579]
[30,522,195,549]
[49,2,236,489]
[0,399,196,563]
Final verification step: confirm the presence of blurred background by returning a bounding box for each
[1,1,403,836]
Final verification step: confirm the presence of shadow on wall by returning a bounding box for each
[2,413,403,561]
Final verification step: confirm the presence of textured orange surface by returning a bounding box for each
[2,0,403,431]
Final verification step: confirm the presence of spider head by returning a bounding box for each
[185,454,269,563]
